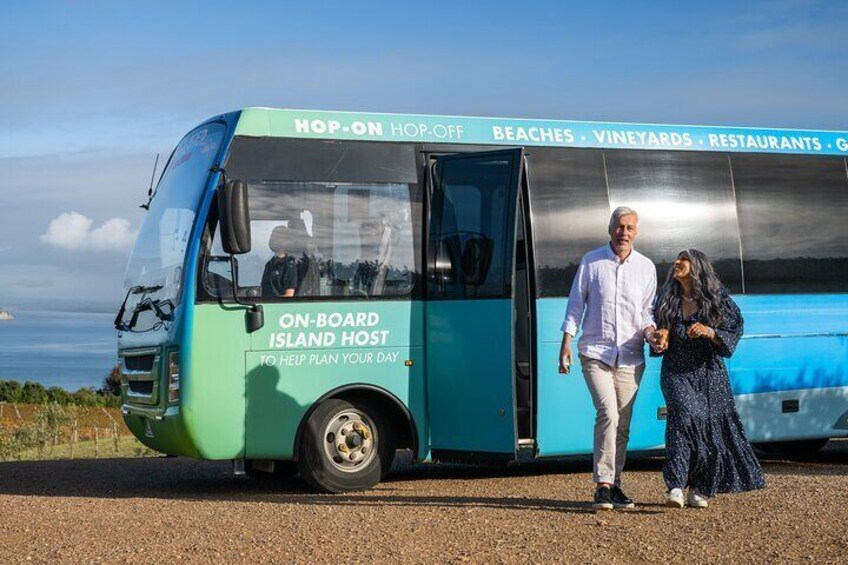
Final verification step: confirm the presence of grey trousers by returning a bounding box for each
[580,355,645,485]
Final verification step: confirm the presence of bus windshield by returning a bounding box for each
[122,122,226,315]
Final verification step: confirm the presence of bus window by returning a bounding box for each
[731,154,848,293]
[207,181,419,300]
[428,151,520,299]
[526,148,610,297]
[605,150,743,292]
[202,138,422,301]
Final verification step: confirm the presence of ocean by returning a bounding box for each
[0,309,118,391]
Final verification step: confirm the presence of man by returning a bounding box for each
[261,224,300,298]
[559,206,657,511]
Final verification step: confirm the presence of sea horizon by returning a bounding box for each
[0,306,118,391]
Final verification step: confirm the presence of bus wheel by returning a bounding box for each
[754,438,829,458]
[298,398,395,493]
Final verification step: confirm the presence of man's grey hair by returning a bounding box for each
[608,206,639,232]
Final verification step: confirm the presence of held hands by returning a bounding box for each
[648,328,669,353]
[686,322,716,341]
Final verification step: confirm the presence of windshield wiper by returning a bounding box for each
[124,297,174,331]
[114,285,163,331]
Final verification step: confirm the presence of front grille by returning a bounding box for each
[120,348,159,405]
[124,354,155,372]
[128,380,154,395]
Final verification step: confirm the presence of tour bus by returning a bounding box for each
[116,108,848,492]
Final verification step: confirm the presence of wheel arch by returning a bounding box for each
[293,384,419,460]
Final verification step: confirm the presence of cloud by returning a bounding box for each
[41,212,137,251]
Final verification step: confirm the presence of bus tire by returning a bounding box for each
[754,438,829,458]
[297,398,395,493]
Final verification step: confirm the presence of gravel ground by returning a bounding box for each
[1,440,847,564]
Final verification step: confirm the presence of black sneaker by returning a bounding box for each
[611,485,635,509]
[592,486,614,511]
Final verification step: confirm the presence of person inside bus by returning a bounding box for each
[559,206,659,511]
[650,249,766,508]
[261,223,303,298]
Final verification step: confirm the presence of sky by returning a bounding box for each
[1,0,847,312]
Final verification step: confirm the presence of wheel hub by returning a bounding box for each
[323,410,377,472]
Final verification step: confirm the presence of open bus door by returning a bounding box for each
[425,149,525,460]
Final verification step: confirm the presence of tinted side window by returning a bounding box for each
[527,148,611,297]
[605,151,743,292]
[226,137,418,184]
[428,151,521,299]
[732,155,848,293]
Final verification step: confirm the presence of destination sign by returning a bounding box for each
[234,108,848,156]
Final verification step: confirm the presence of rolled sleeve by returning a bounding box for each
[562,259,587,336]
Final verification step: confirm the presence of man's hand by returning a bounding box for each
[559,348,573,374]
[559,334,574,374]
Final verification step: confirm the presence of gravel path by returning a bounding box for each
[1,441,846,564]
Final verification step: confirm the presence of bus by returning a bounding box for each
[116,108,848,493]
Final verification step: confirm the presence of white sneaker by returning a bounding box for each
[665,488,685,508]
[687,488,709,508]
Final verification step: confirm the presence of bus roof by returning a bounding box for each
[233,107,848,157]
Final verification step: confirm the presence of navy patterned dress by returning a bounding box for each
[656,290,766,496]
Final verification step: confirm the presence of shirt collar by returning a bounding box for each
[606,243,636,264]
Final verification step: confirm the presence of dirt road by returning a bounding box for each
[1,441,847,564]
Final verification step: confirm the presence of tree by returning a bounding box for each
[47,386,72,405]
[20,381,47,404]
[101,364,122,397]
[0,380,23,403]
[71,387,99,407]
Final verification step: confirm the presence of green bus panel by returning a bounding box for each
[426,299,516,454]
[183,304,254,458]
[244,301,425,459]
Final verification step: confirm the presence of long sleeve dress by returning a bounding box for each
[657,290,766,496]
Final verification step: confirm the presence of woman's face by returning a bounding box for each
[673,254,692,282]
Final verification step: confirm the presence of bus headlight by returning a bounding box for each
[167,350,181,403]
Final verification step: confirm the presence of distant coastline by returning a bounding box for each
[0,309,14,321]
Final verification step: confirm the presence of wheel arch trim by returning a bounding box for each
[293,383,420,460]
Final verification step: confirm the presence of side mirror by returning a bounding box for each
[462,236,494,286]
[217,180,251,254]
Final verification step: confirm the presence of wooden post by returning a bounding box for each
[113,422,119,452]
[70,419,78,459]
[93,427,99,458]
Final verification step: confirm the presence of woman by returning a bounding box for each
[651,249,765,508]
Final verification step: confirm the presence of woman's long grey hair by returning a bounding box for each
[655,249,725,329]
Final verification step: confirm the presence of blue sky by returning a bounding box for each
[1,0,846,311]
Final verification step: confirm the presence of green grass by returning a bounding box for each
[13,435,159,461]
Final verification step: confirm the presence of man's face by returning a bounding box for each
[609,214,638,256]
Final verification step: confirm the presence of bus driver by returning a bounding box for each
[559,206,658,511]
[261,224,301,298]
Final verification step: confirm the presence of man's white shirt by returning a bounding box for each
[562,244,657,368]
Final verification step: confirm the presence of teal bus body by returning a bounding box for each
[118,108,848,488]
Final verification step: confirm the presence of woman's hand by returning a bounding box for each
[687,322,715,340]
